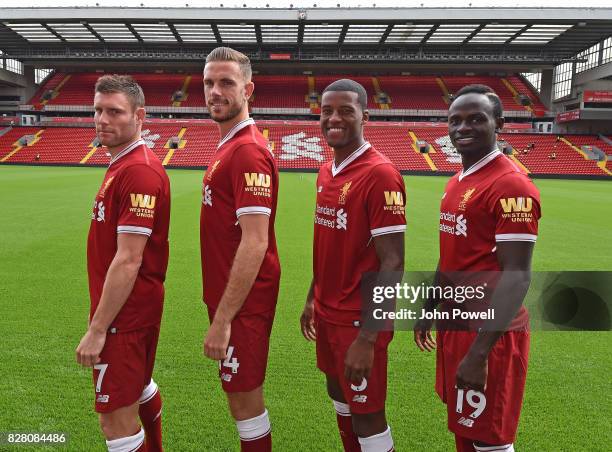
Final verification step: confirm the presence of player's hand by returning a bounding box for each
[344,336,375,385]
[204,320,231,360]
[300,299,316,341]
[413,318,436,352]
[76,328,106,367]
[456,352,488,393]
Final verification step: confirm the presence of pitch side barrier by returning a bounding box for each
[359,271,612,332]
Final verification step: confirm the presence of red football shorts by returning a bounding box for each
[93,324,160,413]
[315,316,393,414]
[207,307,275,393]
[435,329,530,445]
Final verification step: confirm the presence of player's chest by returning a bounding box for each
[439,182,492,239]
[91,170,120,226]
[315,175,367,232]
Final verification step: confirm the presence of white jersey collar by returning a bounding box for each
[218,117,255,149]
[458,149,501,181]
[331,141,371,177]
[109,138,145,166]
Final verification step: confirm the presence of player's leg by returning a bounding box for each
[226,387,271,452]
[352,410,393,452]
[474,441,514,451]
[138,326,163,452]
[99,402,146,451]
[455,434,477,452]
[139,379,162,452]
[93,329,151,451]
[327,376,361,452]
[216,311,274,452]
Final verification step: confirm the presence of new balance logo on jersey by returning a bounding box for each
[221,373,232,382]
[455,214,467,237]
[130,193,156,209]
[384,191,403,206]
[457,417,474,428]
[352,395,368,403]
[244,172,271,187]
[96,394,109,403]
[500,197,532,213]
[203,185,212,206]
[336,208,347,230]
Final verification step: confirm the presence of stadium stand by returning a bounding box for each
[1,122,610,177]
[27,72,547,113]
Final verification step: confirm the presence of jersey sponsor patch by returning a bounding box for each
[129,193,156,219]
[383,190,405,214]
[499,197,536,223]
[243,172,272,197]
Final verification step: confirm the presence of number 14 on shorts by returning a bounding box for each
[219,345,240,374]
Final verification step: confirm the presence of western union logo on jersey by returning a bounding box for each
[500,197,532,213]
[130,193,156,209]
[244,173,271,187]
[384,191,404,206]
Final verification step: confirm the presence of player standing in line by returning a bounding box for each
[76,75,170,452]
[300,79,406,452]
[200,47,280,451]
[414,84,541,452]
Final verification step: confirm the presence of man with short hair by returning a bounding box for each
[77,74,170,452]
[200,47,280,452]
[301,79,406,452]
[414,84,541,452]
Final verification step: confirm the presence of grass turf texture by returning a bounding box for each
[0,166,610,451]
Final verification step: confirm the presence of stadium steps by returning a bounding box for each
[162,127,188,165]
[501,78,533,113]
[0,129,45,162]
[306,76,320,113]
[80,140,100,164]
[435,77,451,105]
[172,76,192,107]
[408,130,437,171]
[371,77,390,109]
[41,74,72,107]
[507,148,531,174]
[262,128,275,152]
[560,137,590,159]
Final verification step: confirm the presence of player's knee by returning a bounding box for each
[98,408,140,440]
[227,388,265,421]
[351,411,388,438]
[139,378,159,404]
[326,377,345,402]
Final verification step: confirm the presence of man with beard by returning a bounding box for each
[77,75,170,452]
[200,47,280,452]
[301,79,405,452]
[414,84,541,452]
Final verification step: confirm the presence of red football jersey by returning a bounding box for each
[87,139,171,332]
[313,143,406,326]
[438,150,541,329]
[200,118,280,315]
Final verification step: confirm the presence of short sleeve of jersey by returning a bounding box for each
[231,144,275,218]
[116,164,164,236]
[491,173,541,243]
[366,163,407,237]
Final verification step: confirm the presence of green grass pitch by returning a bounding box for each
[0,166,610,451]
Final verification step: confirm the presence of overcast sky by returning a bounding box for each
[8,0,612,8]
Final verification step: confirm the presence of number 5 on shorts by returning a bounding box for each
[93,363,109,393]
[456,388,486,418]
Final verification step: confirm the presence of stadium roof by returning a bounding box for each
[1,7,611,66]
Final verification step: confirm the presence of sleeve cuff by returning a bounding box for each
[236,206,272,217]
[371,224,406,237]
[117,225,152,236]
[495,233,537,242]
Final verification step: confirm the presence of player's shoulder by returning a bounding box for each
[491,159,539,195]
[367,147,402,176]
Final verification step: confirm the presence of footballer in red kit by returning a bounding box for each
[76,75,169,452]
[200,47,279,452]
[301,79,405,452]
[414,85,541,452]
